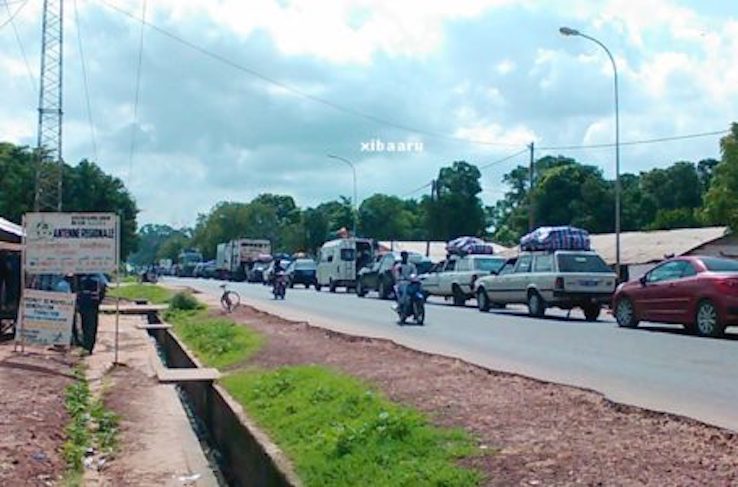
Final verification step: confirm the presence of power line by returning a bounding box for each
[0,0,27,31]
[96,0,524,148]
[539,129,728,151]
[401,181,433,198]
[73,0,98,162]
[127,0,147,186]
[3,0,35,95]
[479,148,528,170]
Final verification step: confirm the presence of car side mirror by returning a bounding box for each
[639,275,647,287]
[489,270,498,275]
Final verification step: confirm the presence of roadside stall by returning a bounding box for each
[0,217,23,335]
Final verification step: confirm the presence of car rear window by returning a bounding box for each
[557,254,612,273]
[295,260,316,270]
[701,257,738,272]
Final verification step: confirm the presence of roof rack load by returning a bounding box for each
[446,236,495,256]
[520,226,591,251]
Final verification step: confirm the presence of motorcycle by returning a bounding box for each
[395,276,425,325]
[273,271,287,300]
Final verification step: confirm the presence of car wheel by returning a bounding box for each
[615,297,639,328]
[452,285,466,307]
[356,280,366,297]
[378,280,388,300]
[527,291,546,318]
[329,280,336,293]
[477,288,490,312]
[583,303,601,322]
[695,300,725,338]
[315,283,322,292]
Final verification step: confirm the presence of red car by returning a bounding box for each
[613,256,738,337]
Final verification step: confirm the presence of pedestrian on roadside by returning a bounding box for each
[77,274,103,354]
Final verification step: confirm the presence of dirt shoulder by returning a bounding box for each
[221,303,738,486]
[0,339,77,486]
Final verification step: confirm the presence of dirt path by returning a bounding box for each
[221,303,738,486]
[83,313,219,487]
[0,339,76,487]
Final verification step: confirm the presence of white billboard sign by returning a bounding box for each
[16,289,76,346]
[24,212,118,274]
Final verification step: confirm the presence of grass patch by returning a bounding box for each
[120,275,138,283]
[223,366,482,487]
[108,283,173,304]
[62,368,120,483]
[166,308,264,369]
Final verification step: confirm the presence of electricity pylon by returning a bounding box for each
[34,0,64,211]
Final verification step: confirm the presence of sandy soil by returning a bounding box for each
[223,304,738,486]
[0,339,76,487]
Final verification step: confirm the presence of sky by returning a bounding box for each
[1,0,736,227]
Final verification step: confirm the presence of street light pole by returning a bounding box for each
[327,154,358,236]
[560,27,621,280]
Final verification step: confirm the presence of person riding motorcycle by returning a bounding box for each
[272,258,287,294]
[392,251,417,311]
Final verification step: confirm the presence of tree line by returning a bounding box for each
[132,123,738,264]
[0,143,139,257]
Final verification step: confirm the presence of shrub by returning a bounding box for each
[169,291,201,311]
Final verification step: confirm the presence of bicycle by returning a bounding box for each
[219,284,240,312]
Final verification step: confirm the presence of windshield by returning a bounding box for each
[474,258,506,273]
[180,252,202,264]
[557,254,612,273]
[295,260,316,270]
[701,257,738,272]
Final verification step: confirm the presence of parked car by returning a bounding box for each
[420,254,507,305]
[201,260,217,279]
[286,259,317,288]
[613,256,738,337]
[474,250,616,321]
[247,261,270,283]
[315,238,374,292]
[192,262,207,278]
[356,251,433,299]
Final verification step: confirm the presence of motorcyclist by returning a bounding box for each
[392,251,417,311]
[272,259,286,292]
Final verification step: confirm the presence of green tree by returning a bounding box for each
[426,161,486,240]
[704,123,738,229]
[358,194,416,240]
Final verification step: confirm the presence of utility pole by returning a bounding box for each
[528,142,535,231]
[425,179,436,257]
[34,0,64,211]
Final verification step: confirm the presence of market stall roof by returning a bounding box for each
[0,217,23,244]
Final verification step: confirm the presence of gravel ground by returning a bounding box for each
[0,340,76,487]
[225,304,738,487]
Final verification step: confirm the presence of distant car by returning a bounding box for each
[421,254,507,305]
[192,262,207,278]
[356,251,433,299]
[248,261,270,283]
[286,259,317,288]
[613,256,738,337]
[201,261,217,279]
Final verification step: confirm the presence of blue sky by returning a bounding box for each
[1,0,735,226]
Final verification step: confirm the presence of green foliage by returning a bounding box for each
[165,309,264,369]
[129,224,190,266]
[358,194,425,241]
[0,143,139,258]
[63,370,92,472]
[169,291,202,311]
[108,284,174,304]
[223,366,482,487]
[426,161,486,240]
[704,124,738,230]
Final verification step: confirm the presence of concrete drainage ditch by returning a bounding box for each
[145,312,300,487]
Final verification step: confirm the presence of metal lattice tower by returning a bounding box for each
[34,0,64,211]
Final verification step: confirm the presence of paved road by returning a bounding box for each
[174,277,738,431]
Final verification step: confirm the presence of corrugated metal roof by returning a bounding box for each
[500,227,730,265]
[378,240,509,262]
[0,217,23,242]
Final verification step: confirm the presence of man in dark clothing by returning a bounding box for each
[77,274,104,353]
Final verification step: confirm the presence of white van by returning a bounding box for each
[316,238,374,292]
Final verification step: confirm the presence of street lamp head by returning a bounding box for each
[559,26,580,36]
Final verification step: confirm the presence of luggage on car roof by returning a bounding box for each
[446,236,495,256]
[520,226,591,251]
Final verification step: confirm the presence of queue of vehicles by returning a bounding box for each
[176,226,738,337]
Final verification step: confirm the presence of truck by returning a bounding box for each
[215,239,271,281]
[315,238,374,292]
[176,249,203,277]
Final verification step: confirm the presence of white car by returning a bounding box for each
[474,250,617,321]
[420,254,507,306]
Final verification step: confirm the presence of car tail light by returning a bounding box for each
[555,277,565,290]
